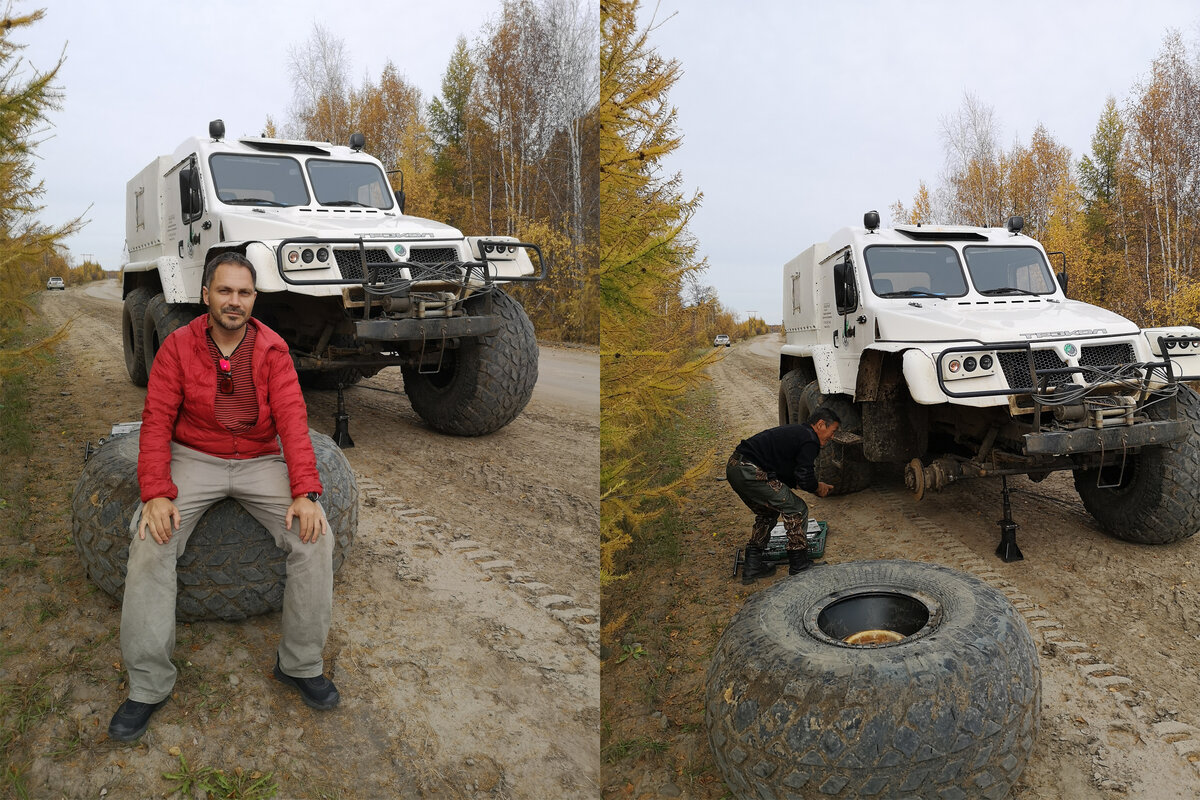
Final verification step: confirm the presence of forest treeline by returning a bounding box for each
[274,0,599,344]
[894,29,1200,329]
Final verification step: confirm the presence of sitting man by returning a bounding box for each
[726,408,840,583]
[109,252,338,742]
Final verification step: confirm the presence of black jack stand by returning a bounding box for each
[332,384,354,448]
[995,475,1023,562]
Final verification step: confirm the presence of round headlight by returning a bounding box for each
[948,359,961,374]
[980,354,994,370]
[508,246,517,253]
[287,251,299,264]
[485,244,495,253]
[316,247,329,263]
[964,356,977,372]
[301,249,314,264]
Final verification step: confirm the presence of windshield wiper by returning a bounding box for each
[879,290,944,298]
[223,198,288,207]
[979,287,1040,296]
[322,200,370,207]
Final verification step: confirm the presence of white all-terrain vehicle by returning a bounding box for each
[779,211,1200,558]
[122,120,543,436]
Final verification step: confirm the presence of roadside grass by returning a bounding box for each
[602,382,733,794]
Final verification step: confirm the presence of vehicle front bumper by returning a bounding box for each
[1023,419,1189,456]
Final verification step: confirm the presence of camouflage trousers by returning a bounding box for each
[726,453,809,549]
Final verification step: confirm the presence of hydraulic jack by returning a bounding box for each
[995,475,1023,562]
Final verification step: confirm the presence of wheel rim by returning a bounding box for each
[804,586,942,648]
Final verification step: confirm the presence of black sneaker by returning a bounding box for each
[108,697,168,742]
[273,658,340,710]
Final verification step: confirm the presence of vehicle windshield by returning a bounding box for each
[307,159,394,209]
[210,154,310,206]
[964,246,1057,295]
[862,245,968,298]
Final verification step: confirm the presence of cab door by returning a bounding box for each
[831,251,868,392]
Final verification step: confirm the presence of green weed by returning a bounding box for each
[602,736,669,763]
[163,752,278,799]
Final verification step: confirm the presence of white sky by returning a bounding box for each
[17,0,506,268]
[642,0,1200,324]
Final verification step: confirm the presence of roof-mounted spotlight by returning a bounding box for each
[1006,215,1024,235]
[209,119,225,141]
[864,210,880,233]
[349,133,365,152]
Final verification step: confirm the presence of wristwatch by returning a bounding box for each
[305,491,320,503]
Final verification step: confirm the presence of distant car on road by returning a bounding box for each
[714,334,731,347]
[46,276,65,290]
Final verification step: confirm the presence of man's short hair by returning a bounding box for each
[807,407,842,427]
[202,252,257,290]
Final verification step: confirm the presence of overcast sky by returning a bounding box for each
[642,0,1200,324]
[17,0,505,268]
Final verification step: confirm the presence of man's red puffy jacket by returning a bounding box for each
[137,315,323,503]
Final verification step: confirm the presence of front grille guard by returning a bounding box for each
[934,337,1200,432]
[273,237,543,322]
[274,237,542,287]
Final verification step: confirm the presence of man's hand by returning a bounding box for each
[816,481,834,497]
[286,496,329,544]
[139,497,181,544]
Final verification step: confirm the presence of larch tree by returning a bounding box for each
[0,7,82,359]
[600,0,711,583]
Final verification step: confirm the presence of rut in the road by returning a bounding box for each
[356,475,600,655]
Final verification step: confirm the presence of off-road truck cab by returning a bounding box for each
[122,119,542,436]
[779,211,1200,555]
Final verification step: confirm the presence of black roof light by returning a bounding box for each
[209,119,225,141]
[1006,215,1024,234]
[864,210,880,232]
[349,133,365,151]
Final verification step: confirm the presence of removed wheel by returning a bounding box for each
[122,287,152,387]
[706,560,1040,799]
[71,429,357,622]
[402,288,537,436]
[1074,384,1200,544]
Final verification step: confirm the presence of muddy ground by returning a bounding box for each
[2,280,599,799]
[602,334,1200,799]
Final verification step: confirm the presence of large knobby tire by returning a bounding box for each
[402,288,537,436]
[777,367,815,426]
[71,430,357,622]
[797,381,872,494]
[142,294,201,376]
[1074,384,1200,544]
[122,287,152,387]
[706,560,1040,799]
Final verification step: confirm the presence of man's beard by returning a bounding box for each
[211,307,247,332]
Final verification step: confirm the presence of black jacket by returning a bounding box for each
[734,423,821,493]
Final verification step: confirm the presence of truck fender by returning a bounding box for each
[810,345,843,395]
[154,256,188,303]
[902,349,946,404]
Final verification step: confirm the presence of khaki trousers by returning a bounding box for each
[121,442,332,703]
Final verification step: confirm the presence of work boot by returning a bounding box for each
[788,548,815,575]
[741,545,777,585]
[108,697,168,742]
[274,657,340,710]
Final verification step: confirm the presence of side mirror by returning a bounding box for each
[1056,271,1068,295]
[180,167,202,219]
[833,258,857,312]
[394,189,406,214]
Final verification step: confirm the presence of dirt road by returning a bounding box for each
[603,334,1200,799]
[6,280,599,798]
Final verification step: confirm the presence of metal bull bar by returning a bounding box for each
[932,339,1197,448]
